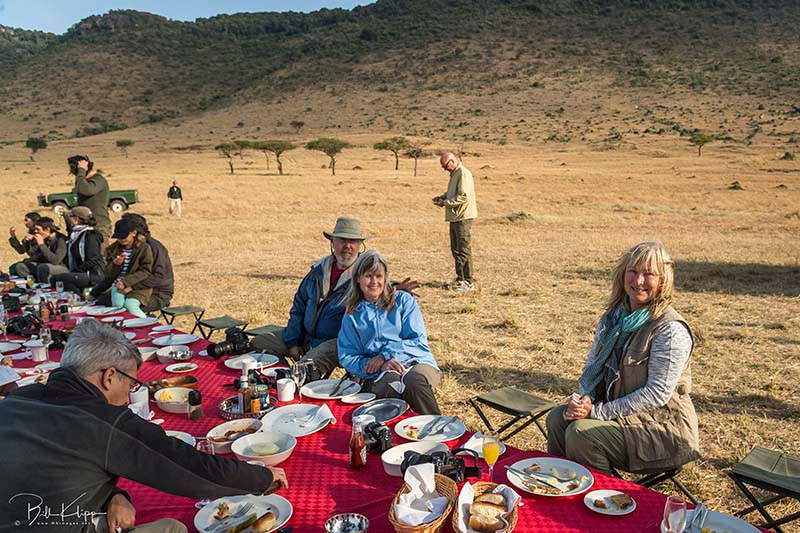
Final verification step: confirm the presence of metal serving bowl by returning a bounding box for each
[325,513,369,533]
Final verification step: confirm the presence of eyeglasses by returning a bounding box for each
[103,367,144,393]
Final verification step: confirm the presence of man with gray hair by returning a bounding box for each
[0,319,286,533]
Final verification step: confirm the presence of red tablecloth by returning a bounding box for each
[6,310,757,533]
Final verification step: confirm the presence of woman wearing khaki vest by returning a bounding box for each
[546,241,700,474]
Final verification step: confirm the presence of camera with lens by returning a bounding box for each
[400,448,481,483]
[67,155,93,175]
[207,327,252,359]
[364,422,393,453]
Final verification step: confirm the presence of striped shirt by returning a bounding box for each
[113,248,133,284]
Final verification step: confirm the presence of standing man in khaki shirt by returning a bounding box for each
[433,152,478,291]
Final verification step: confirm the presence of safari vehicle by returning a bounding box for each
[37,189,139,214]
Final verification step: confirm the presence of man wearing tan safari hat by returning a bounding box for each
[252,217,418,379]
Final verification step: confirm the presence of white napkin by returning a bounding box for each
[462,431,485,456]
[456,483,521,533]
[393,464,450,526]
[0,366,20,387]
[305,403,337,426]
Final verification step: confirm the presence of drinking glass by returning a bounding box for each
[26,275,34,289]
[55,280,64,295]
[39,327,52,361]
[662,496,687,533]
[482,431,501,482]
[195,440,215,509]
[292,362,307,402]
[0,307,8,341]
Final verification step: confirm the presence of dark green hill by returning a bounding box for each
[1,0,798,139]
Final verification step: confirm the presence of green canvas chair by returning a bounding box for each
[729,446,800,533]
[468,386,555,440]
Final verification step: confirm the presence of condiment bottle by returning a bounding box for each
[238,379,251,414]
[187,390,203,420]
[349,416,368,469]
[39,300,50,321]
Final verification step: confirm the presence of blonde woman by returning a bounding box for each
[337,250,441,415]
[546,241,699,474]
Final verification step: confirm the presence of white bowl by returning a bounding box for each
[166,430,196,447]
[156,345,191,364]
[231,431,297,466]
[380,441,449,477]
[206,418,263,454]
[138,346,158,362]
[154,387,192,414]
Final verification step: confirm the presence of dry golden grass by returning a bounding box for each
[1,124,799,528]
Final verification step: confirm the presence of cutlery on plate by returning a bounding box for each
[337,382,359,397]
[504,465,562,491]
[427,416,458,438]
[204,502,254,533]
[329,374,349,397]
[415,416,442,440]
[688,503,708,533]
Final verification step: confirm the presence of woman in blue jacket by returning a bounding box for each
[338,250,441,415]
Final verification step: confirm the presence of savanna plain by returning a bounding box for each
[1,123,798,526]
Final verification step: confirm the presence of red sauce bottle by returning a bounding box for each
[349,417,367,469]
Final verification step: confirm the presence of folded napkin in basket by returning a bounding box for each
[456,482,521,533]
[393,463,450,526]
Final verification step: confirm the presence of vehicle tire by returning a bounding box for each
[109,200,128,213]
[51,201,69,215]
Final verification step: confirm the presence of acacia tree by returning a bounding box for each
[306,138,351,176]
[116,139,135,158]
[215,143,236,174]
[689,133,713,156]
[290,120,305,134]
[253,141,296,175]
[405,144,428,176]
[374,136,411,171]
[25,137,47,161]
[233,140,251,159]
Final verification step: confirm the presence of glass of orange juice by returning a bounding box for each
[482,431,501,482]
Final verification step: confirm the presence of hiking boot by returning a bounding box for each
[456,280,476,291]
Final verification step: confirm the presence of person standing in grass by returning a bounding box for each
[167,180,183,218]
[432,151,477,291]
[69,155,111,243]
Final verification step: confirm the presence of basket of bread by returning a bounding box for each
[452,481,520,533]
[388,468,458,533]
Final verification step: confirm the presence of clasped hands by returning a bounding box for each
[563,393,592,421]
[365,354,405,375]
[115,281,132,295]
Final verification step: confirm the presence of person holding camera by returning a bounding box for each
[338,250,441,415]
[7,211,41,276]
[27,217,69,283]
[69,155,111,242]
[49,206,106,294]
[90,218,153,318]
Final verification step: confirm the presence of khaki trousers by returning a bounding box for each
[367,363,442,415]
[545,404,629,474]
[169,198,182,217]
[96,517,187,533]
[250,327,339,377]
[449,220,473,282]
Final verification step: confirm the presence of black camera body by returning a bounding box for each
[400,448,481,483]
[8,312,43,337]
[67,155,93,175]
[364,422,393,453]
[207,327,252,359]
[2,294,20,312]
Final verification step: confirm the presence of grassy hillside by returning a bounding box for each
[0,0,798,144]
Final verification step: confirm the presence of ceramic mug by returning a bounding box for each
[277,378,296,402]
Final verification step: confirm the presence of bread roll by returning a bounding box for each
[469,512,504,533]
[249,511,276,532]
[475,493,506,507]
[469,500,505,532]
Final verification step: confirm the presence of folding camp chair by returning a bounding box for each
[159,305,205,334]
[468,386,555,441]
[243,325,282,338]
[729,446,800,533]
[611,465,698,504]
[196,315,249,340]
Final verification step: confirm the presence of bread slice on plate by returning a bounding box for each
[609,493,633,510]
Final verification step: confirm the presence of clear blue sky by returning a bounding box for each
[0,1,368,34]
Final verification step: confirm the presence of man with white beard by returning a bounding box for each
[253,218,418,379]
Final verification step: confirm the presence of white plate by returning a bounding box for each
[165,362,198,374]
[152,333,200,346]
[300,378,361,400]
[152,324,176,332]
[124,332,136,340]
[660,509,759,533]
[259,404,332,437]
[224,352,280,371]
[87,306,125,316]
[395,415,467,443]
[341,392,376,404]
[0,342,23,354]
[16,374,48,386]
[584,489,637,516]
[165,430,196,447]
[194,494,292,533]
[506,457,594,497]
[26,361,60,375]
[123,317,159,328]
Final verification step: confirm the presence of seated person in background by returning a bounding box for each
[338,250,442,415]
[7,211,41,276]
[90,218,153,318]
[50,206,105,293]
[546,241,699,474]
[23,217,68,283]
[252,217,418,380]
[0,319,286,533]
[97,214,174,313]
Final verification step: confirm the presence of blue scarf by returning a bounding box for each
[579,304,652,401]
